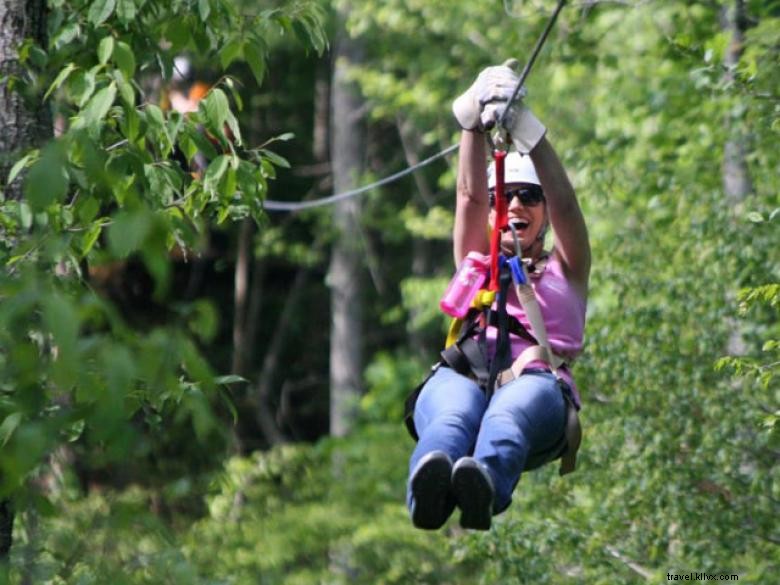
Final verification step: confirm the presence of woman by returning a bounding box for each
[406,62,590,531]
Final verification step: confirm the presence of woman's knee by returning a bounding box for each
[486,375,566,443]
[492,374,564,419]
[414,367,486,434]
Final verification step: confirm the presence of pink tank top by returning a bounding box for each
[485,253,586,406]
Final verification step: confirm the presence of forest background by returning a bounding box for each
[0,0,778,583]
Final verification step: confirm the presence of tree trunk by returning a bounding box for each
[328,9,365,438]
[720,0,752,358]
[0,0,50,200]
[0,0,50,562]
[397,115,436,351]
[720,0,752,202]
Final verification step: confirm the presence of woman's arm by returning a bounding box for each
[452,130,490,266]
[530,136,591,292]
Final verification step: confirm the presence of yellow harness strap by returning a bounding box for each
[444,289,496,348]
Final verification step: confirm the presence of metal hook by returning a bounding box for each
[508,221,523,259]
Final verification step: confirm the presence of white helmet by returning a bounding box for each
[487,151,540,190]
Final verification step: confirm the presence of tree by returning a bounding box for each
[0,0,50,563]
[0,0,325,569]
[328,3,366,438]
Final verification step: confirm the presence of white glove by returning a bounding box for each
[452,60,546,154]
[504,102,546,155]
[452,60,524,131]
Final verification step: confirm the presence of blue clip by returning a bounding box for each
[508,257,527,285]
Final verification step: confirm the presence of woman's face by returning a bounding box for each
[488,183,547,256]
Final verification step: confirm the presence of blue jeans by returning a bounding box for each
[407,366,567,513]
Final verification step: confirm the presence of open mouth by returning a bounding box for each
[502,218,530,233]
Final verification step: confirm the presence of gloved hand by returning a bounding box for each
[452,60,523,131]
[452,60,546,154]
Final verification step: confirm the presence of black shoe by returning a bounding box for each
[451,457,494,531]
[409,451,455,530]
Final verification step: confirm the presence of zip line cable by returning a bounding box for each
[496,0,567,132]
[265,0,581,213]
[262,143,459,212]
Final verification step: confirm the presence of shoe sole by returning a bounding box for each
[452,463,493,531]
[410,456,453,530]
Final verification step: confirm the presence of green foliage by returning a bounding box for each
[3,0,779,582]
[360,350,428,424]
[1,0,326,523]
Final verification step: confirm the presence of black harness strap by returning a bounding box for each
[486,309,537,345]
[486,267,514,399]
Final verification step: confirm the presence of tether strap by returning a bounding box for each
[486,267,513,399]
[486,310,537,345]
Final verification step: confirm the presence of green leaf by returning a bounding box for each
[0,413,22,448]
[145,104,173,154]
[198,0,211,21]
[214,375,246,385]
[114,41,136,78]
[202,88,228,130]
[98,36,114,65]
[146,103,166,128]
[69,69,96,108]
[24,142,68,210]
[219,38,243,69]
[746,211,764,223]
[43,293,79,359]
[80,222,103,256]
[222,166,237,197]
[259,149,290,169]
[73,82,117,129]
[44,63,77,100]
[244,40,266,86]
[204,155,229,188]
[189,300,218,342]
[52,22,80,50]
[7,150,39,185]
[18,201,33,229]
[186,126,218,160]
[116,0,137,24]
[166,19,191,51]
[88,0,116,26]
[225,110,242,147]
[108,209,151,257]
[113,69,134,106]
[179,134,198,164]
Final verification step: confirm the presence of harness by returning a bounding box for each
[404,255,582,476]
[404,148,581,475]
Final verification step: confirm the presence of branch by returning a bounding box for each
[605,545,654,580]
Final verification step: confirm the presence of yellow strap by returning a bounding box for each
[443,289,496,349]
[445,317,464,348]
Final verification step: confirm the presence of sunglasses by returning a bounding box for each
[489,185,545,208]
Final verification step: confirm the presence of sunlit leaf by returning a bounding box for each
[68,69,96,108]
[198,0,211,21]
[88,0,116,26]
[0,413,22,448]
[73,82,117,129]
[113,69,135,106]
[44,62,77,100]
[201,88,229,131]
[204,155,229,188]
[7,150,39,185]
[98,36,114,65]
[114,41,136,78]
[116,0,137,23]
